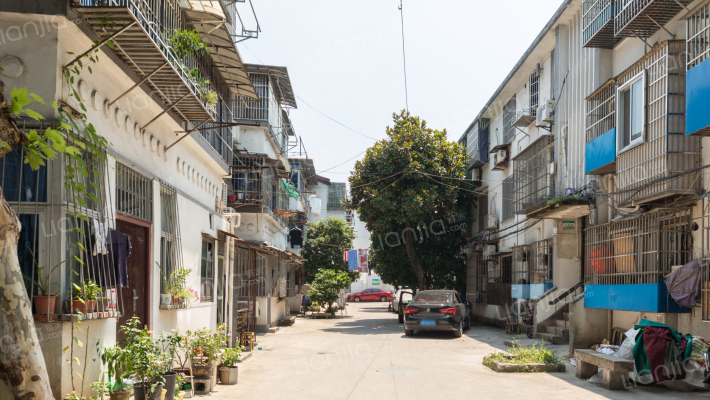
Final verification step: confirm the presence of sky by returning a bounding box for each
[236,0,565,184]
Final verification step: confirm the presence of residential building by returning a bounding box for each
[463,0,710,349]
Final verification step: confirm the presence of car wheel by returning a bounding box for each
[380,296,387,302]
[464,317,471,331]
[453,321,463,338]
[354,297,361,302]
[405,329,414,336]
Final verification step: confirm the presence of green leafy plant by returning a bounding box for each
[300,217,357,281]
[72,279,101,301]
[21,252,66,296]
[189,327,226,365]
[307,269,352,314]
[101,345,130,392]
[155,329,185,374]
[197,85,218,107]
[167,29,209,59]
[220,347,242,368]
[118,317,165,390]
[546,195,585,207]
[485,342,561,366]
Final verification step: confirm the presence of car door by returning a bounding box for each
[372,289,382,300]
[454,293,465,324]
[362,289,373,300]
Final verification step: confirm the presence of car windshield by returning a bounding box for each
[412,292,451,304]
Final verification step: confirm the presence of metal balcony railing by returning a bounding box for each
[513,135,555,215]
[585,79,616,143]
[585,207,692,285]
[687,2,710,71]
[615,0,692,39]
[512,240,553,285]
[583,0,620,48]
[75,0,218,121]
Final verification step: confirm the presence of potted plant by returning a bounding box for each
[189,327,225,381]
[174,373,188,400]
[155,330,185,400]
[69,280,100,314]
[101,345,132,400]
[218,347,242,385]
[118,317,166,400]
[23,258,66,317]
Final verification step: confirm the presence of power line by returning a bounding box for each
[294,95,379,141]
[399,0,409,112]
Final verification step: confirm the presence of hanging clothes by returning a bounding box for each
[110,229,131,288]
[92,218,109,256]
[89,229,131,288]
[309,195,321,216]
[289,227,303,248]
[632,319,693,382]
[664,259,702,308]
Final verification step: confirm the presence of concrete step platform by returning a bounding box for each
[535,332,568,345]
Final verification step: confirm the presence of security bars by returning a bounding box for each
[502,175,515,221]
[583,0,620,48]
[116,162,153,222]
[512,245,531,285]
[688,3,710,71]
[513,135,555,215]
[585,79,616,143]
[487,256,512,306]
[159,182,184,295]
[529,70,540,116]
[615,0,693,39]
[584,207,692,285]
[530,239,554,284]
[503,97,517,144]
[328,183,346,211]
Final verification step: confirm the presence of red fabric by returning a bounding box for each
[643,327,687,382]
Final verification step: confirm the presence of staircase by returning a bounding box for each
[535,282,583,345]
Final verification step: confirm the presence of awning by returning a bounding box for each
[182,1,259,100]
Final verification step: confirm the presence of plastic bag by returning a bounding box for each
[588,368,603,384]
[613,337,635,360]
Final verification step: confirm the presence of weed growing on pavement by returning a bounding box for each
[486,342,560,366]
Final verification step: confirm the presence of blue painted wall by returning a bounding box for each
[512,283,553,299]
[687,57,710,135]
[585,128,616,174]
[584,277,690,313]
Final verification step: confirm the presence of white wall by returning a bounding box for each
[349,272,394,295]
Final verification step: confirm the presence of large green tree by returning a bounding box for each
[346,111,470,290]
[300,217,357,282]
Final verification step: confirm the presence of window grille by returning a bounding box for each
[328,183,346,211]
[467,126,479,166]
[503,97,516,144]
[230,155,265,205]
[585,207,692,285]
[615,0,692,39]
[529,70,540,116]
[512,245,531,284]
[582,0,619,48]
[1,147,47,203]
[531,239,554,284]
[201,236,215,302]
[688,3,710,71]
[513,135,555,215]
[116,162,153,222]
[160,182,183,294]
[233,246,256,335]
[487,256,512,306]
[586,79,616,143]
[475,257,488,304]
[234,73,270,120]
[502,175,514,221]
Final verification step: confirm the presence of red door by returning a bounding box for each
[116,218,150,342]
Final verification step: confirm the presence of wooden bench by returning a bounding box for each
[574,349,634,390]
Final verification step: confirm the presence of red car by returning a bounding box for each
[348,288,392,302]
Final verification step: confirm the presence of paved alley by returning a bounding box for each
[208,303,709,400]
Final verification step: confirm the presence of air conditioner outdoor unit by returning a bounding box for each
[493,149,507,168]
[483,245,496,260]
[484,214,498,231]
[536,100,554,127]
[472,169,481,182]
[222,182,228,204]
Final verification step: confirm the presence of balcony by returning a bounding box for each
[584,207,692,312]
[583,0,621,48]
[74,0,223,122]
[615,0,692,39]
[512,135,555,216]
[467,119,489,169]
[585,80,617,175]
[612,41,701,206]
[686,2,710,136]
[512,240,554,299]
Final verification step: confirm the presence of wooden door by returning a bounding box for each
[116,219,150,342]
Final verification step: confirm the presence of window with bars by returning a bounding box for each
[487,256,512,306]
[503,97,516,144]
[585,208,692,285]
[230,155,265,205]
[513,135,555,215]
[160,182,183,294]
[688,3,710,71]
[201,237,215,302]
[586,79,616,143]
[116,162,153,222]
[512,245,531,284]
[328,183,346,211]
[502,175,514,221]
[466,253,487,304]
[529,70,540,116]
[513,240,554,285]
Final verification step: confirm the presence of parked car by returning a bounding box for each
[391,290,414,313]
[348,288,392,302]
[403,290,470,337]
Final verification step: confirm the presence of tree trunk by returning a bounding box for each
[0,187,52,398]
[0,80,24,160]
[403,220,427,290]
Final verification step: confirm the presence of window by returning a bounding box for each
[328,183,346,211]
[160,182,182,294]
[201,237,215,302]
[116,162,152,222]
[617,71,645,153]
[502,175,514,221]
[503,97,516,144]
[1,147,47,202]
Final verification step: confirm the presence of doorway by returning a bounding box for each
[116,217,150,341]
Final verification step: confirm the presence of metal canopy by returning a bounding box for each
[75,4,214,123]
[615,0,693,38]
[182,1,259,100]
[246,64,298,108]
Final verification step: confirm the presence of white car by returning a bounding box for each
[391,290,414,313]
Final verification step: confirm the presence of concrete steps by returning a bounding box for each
[535,332,567,345]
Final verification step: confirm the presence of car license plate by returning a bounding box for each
[421,320,436,326]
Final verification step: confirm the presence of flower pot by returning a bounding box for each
[212,353,223,386]
[133,383,163,400]
[155,372,176,400]
[66,299,94,314]
[175,391,185,400]
[109,389,132,400]
[219,366,238,385]
[191,360,214,379]
[160,294,172,306]
[95,297,111,312]
[172,295,180,305]
[33,295,57,315]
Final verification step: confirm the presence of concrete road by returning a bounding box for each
[208,302,709,400]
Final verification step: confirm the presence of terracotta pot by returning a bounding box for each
[66,299,95,314]
[219,366,238,385]
[172,295,180,305]
[33,295,57,315]
[191,360,214,379]
[109,389,132,400]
